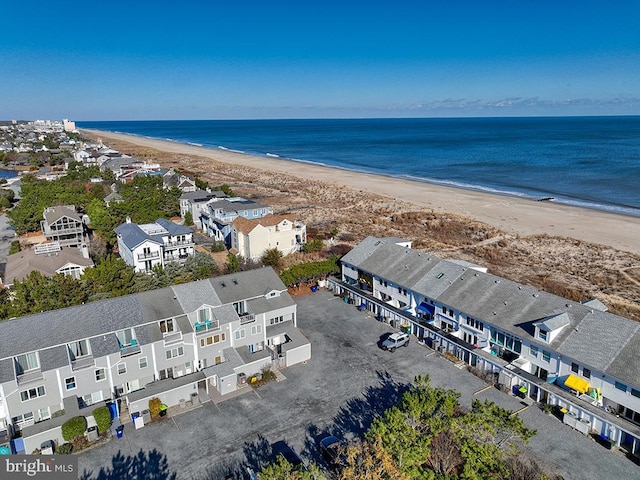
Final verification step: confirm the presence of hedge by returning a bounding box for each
[279,256,339,287]
[92,406,111,434]
[61,416,87,442]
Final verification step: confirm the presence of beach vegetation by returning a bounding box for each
[225,253,240,273]
[219,183,234,197]
[262,248,283,270]
[279,256,340,286]
[302,238,323,253]
[210,241,226,252]
[194,177,208,190]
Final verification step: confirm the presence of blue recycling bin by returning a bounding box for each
[116,426,124,438]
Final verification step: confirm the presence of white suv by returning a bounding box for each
[381,332,410,351]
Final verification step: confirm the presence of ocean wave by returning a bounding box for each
[266,153,280,158]
[187,142,203,147]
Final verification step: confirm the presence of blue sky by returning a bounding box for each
[2,1,639,120]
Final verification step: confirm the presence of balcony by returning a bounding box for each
[71,356,96,371]
[137,251,160,260]
[194,319,220,334]
[163,331,183,346]
[165,240,194,247]
[120,341,141,357]
[240,313,256,325]
[16,370,44,386]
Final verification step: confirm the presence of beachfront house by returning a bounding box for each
[200,198,272,245]
[0,267,310,454]
[162,168,197,193]
[179,189,227,229]
[40,205,86,248]
[230,214,307,261]
[115,218,195,273]
[332,237,640,456]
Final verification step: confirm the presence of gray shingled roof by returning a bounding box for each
[344,237,640,387]
[43,205,81,224]
[247,292,295,315]
[210,267,285,305]
[172,280,220,313]
[209,198,265,214]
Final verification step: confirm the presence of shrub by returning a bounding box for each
[184,211,194,226]
[61,416,87,442]
[57,443,73,454]
[210,241,226,252]
[279,257,340,286]
[92,406,111,434]
[149,397,163,419]
[302,238,323,253]
[9,240,20,255]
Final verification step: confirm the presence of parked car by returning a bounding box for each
[318,434,346,469]
[381,332,409,351]
[271,440,304,469]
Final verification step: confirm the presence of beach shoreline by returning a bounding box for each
[83,129,640,255]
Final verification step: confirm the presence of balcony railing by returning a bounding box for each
[71,356,96,371]
[194,319,219,334]
[120,343,141,357]
[137,251,160,260]
[16,370,44,386]
[163,331,183,345]
[240,313,256,325]
[165,240,194,247]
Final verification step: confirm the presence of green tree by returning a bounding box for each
[258,456,327,480]
[183,252,218,280]
[225,253,239,273]
[262,248,283,270]
[82,256,135,300]
[8,272,87,317]
[302,239,323,253]
[184,211,194,226]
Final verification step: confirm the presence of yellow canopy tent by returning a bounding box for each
[564,374,590,394]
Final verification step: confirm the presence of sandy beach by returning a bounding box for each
[85,129,640,254]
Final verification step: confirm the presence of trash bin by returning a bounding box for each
[131,412,140,424]
[311,286,318,292]
[401,324,411,334]
[190,392,200,406]
[116,426,124,438]
[159,404,168,417]
[142,409,151,423]
[86,426,99,442]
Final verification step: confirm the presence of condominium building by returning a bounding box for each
[333,237,640,455]
[0,267,310,454]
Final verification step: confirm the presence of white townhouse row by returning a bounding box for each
[0,268,310,454]
[333,237,640,456]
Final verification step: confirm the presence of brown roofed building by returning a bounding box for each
[230,214,306,260]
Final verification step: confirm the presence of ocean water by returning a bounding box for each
[79,116,640,217]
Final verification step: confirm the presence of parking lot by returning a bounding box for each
[78,290,638,479]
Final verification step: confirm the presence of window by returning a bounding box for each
[68,339,91,359]
[582,368,591,379]
[166,346,184,359]
[115,328,135,347]
[538,329,548,342]
[214,355,222,365]
[82,391,103,407]
[233,301,246,315]
[139,357,148,369]
[466,317,484,331]
[15,352,39,374]
[20,386,46,402]
[117,364,127,375]
[235,329,246,340]
[65,377,76,390]
[571,363,579,373]
[269,316,284,325]
[251,324,262,335]
[631,389,640,399]
[615,381,627,392]
[38,407,51,422]
[529,345,539,357]
[159,319,175,334]
[200,333,226,347]
[542,351,551,363]
[198,307,212,323]
[95,368,106,382]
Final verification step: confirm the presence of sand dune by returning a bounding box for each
[84,129,640,255]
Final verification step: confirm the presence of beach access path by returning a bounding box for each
[83,129,640,255]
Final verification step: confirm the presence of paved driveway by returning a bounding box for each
[78,291,638,479]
